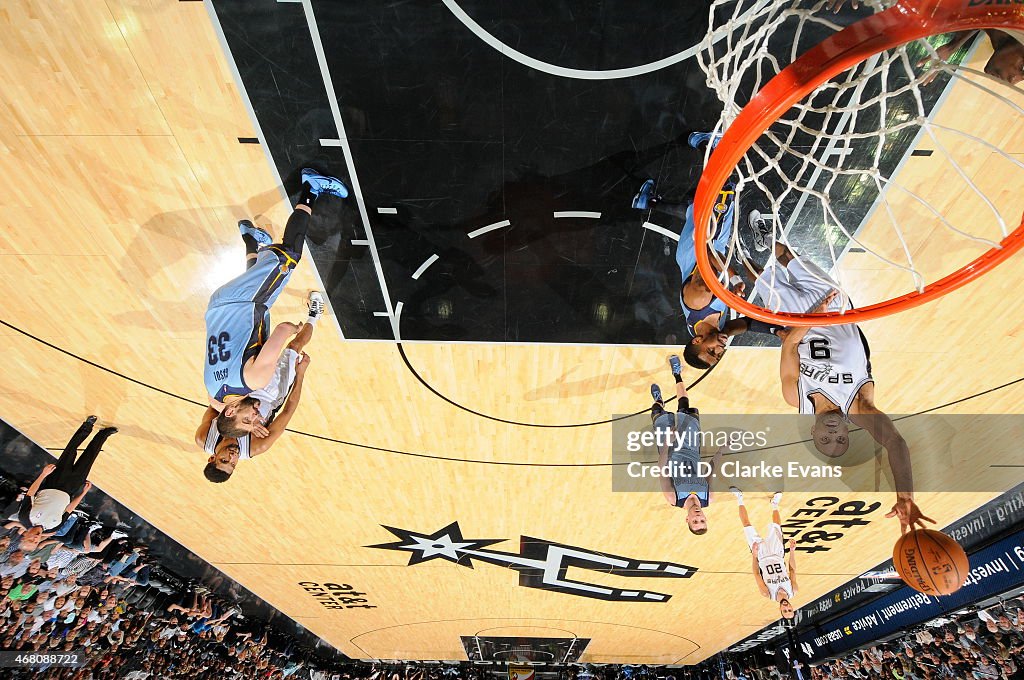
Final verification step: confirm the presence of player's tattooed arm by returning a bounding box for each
[194,407,219,449]
[250,352,311,457]
[244,322,302,390]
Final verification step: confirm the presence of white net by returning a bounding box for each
[695,0,1024,318]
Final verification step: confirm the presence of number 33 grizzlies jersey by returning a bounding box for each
[203,247,297,401]
[797,324,873,416]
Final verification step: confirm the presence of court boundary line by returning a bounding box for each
[203,0,351,343]
[299,0,398,335]
[347,615,701,664]
[830,38,984,269]
[439,0,754,82]
[3,317,1020,466]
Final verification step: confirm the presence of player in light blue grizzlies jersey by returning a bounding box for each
[649,355,723,535]
[203,168,347,437]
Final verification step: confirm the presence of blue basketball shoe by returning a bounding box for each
[301,168,349,199]
[651,383,663,403]
[668,354,682,376]
[632,179,658,210]
[687,131,723,150]
[238,220,273,248]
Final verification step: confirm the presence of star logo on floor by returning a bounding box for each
[367,522,503,567]
[368,521,697,602]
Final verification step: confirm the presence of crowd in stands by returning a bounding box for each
[702,598,1024,679]
[0,469,344,679]
[806,597,1024,679]
[5,420,1024,679]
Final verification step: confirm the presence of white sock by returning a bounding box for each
[306,314,318,327]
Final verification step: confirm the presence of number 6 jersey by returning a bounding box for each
[797,323,873,416]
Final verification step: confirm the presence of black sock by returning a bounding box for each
[298,183,317,208]
[674,373,683,384]
[281,209,311,256]
[241,234,259,256]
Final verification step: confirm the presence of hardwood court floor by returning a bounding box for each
[1,0,1022,664]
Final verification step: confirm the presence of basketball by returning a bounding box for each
[893,529,969,596]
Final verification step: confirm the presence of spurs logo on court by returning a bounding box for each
[368,521,697,602]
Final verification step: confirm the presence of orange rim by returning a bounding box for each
[693,0,1024,327]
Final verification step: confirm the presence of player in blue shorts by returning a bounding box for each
[649,355,724,535]
[203,168,347,437]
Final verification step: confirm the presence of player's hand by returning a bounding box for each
[42,464,56,476]
[250,422,270,439]
[277,321,301,335]
[730,279,747,296]
[885,497,936,535]
[825,0,859,11]
[83,481,92,492]
[917,44,956,85]
[295,351,311,375]
[788,539,797,551]
[810,290,839,314]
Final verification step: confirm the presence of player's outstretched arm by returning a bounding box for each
[194,407,219,449]
[849,391,912,497]
[850,392,934,534]
[249,352,311,457]
[243,322,301,390]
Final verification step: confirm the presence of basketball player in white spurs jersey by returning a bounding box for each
[194,293,320,483]
[731,488,797,619]
[757,243,932,533]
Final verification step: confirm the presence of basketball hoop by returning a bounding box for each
[694,0,1024,326]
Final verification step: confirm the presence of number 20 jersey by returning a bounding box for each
[797,323,873,416]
